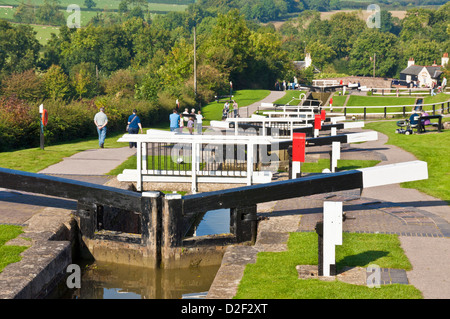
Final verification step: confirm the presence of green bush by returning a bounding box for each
[0,94,171,152]
[0,96,38,151]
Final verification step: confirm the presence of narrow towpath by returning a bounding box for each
[237,90,286,117]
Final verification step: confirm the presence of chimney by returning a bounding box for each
[442,52,449,67]
[408,57,414,67]
[305,53,312,68]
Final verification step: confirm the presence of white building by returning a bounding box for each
[400,53,448,87]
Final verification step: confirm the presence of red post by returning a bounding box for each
[314,114,322,130]
[292,133,306,163]
[321,109,326,121]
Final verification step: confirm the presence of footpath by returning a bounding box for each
[0,91,449,299]
[207,126,450,299]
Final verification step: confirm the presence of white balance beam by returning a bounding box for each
[357,160,428,188]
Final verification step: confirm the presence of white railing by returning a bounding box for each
[362,87,434,96]
[117,130,282,193]
[322,99,450,118]
[313,80,340,87]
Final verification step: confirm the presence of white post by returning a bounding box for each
[142,141,147,171]
[247,143,254,185]
[137,141,142,191]
[331,141,340,173]
[323,201,343,277]
[331,126,337,136]
[292,161,301,179]
[191,142,198,193]
[314,128,319,138]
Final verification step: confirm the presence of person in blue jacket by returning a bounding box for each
[127,109,143,148]
[169,109,180,132]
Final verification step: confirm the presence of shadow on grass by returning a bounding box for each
[337,250,389,270]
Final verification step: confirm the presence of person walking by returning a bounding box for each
[169,109,180,132]
[232,100,238,118]
[94,107,108,148]
[127,109,143,148]
[195,110,203,134]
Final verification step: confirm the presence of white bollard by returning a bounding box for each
[330,141,341,173]
[323,201,343,277]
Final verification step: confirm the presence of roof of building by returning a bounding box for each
[293,61,321,73]
[400,65,443,78]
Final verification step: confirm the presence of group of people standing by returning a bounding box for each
[169,108,203,135]
[223,100,239,119]
[94,106,204,149]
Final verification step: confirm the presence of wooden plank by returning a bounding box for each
[357,160,427,188]
[0,167,142,212]
[182,170,364,213]
[182,160,428,213]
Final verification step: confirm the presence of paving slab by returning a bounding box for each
[38,147,136,176]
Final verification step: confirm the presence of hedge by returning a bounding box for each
[0,95,171,152]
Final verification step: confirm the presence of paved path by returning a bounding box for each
[38,146,136,176]
[208,127,450,299]
[237,90,286,117]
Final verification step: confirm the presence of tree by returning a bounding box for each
[43,65,72,100]
[14,1,36,24]
[84,0,97,9]
[0,20,41,74]
[401,39,441,66]
[202,9,252,87]
[327,12,365,59]
[306,40,336,70]
[70,62,98,99]
[304,0,330,11]
[118,0,129,15]
[248,31,290,88]
[2,69,45,101]
[35,0,66,26]
[399,8,433,41]
[349,29,400,78]
[158,37,194,90]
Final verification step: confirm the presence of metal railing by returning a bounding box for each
[323,100,450,119]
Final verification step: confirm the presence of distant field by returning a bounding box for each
[0,1,188,45]
[31,25,60,45]
[0,1,188,11]
[320,9,407,21]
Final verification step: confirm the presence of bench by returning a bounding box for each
[418,115,442,133]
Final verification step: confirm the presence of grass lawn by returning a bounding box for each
[0,132,126,173]
[331,93,450,115]
[201,90,270,125]
[273,90,306,105]
[365,119,450,204]
[330,94,348,107]
[235,232,422,299]
[107,154,198,175]
[300,159,380,173]
[0,225,29,273]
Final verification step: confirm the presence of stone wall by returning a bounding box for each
[320,76,392,88]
